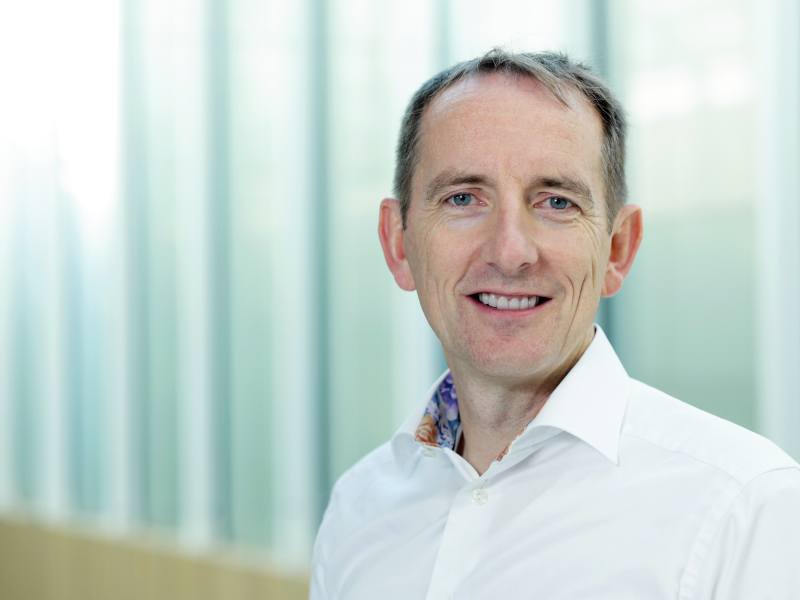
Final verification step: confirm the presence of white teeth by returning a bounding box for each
[477,293,540,311]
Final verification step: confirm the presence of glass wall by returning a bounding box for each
[607,0,760,427]
[0,0,797,581]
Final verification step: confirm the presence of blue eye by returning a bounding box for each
[548,196,573,210]
[448,193,474,207]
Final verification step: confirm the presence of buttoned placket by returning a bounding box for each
[423,449,491,600]
[420,427,564,600]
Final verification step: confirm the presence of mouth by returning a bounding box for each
[468,292,552,312]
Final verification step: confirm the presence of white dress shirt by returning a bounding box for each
[310,327,800,599]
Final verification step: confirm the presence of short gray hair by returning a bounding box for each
[393,49,627,231]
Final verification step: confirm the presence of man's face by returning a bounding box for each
[381,73,640,384]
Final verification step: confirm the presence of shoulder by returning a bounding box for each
[327,441,399,509]
[311,439,415,578]
[312,443,393,545]
[316,439,411,540]
[622,378,798,484]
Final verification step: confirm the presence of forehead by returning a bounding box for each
[413,72,604,196]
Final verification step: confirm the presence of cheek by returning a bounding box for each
[406,232,451,298]
[541,229,608,291]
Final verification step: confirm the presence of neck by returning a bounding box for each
[447,328,594,475]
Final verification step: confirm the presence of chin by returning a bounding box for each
[463,345,555,380]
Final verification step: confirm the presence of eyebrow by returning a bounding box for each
[424,169,595,209]
[536,176,595,209]
[424,169,494,203]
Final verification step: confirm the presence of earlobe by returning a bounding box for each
[378,198,416,291]
[602,204,643,297]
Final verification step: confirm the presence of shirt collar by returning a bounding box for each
[392,325,631,466]
[524,325,630,464]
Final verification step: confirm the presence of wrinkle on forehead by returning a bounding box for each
[412,72,606,213]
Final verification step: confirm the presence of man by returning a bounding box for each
[310,50,800,599]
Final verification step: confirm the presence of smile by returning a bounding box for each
[472,292,551,311]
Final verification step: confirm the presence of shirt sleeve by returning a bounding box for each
[309,552,328,600]
[689,467,800,599]
[309,507,332,600]
[309,479,344,600]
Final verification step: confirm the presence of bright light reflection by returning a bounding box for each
[0,0,119,254]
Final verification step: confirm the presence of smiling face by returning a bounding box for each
[380,72,642,385]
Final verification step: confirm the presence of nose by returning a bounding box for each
[483,200,540,276]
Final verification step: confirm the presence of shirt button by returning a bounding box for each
[471,487,488,505]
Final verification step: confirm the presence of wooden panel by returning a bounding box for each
[0,517,308,600]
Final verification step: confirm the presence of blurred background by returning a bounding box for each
[1,0,798,598]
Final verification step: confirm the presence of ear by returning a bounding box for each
[378,198,416,291]
[602,204,643,297]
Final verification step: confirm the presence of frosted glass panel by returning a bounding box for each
[608,0,757,427]
[2,0,794,583]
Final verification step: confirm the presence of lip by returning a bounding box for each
[467,289,545,298]
[466,293,552,314]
